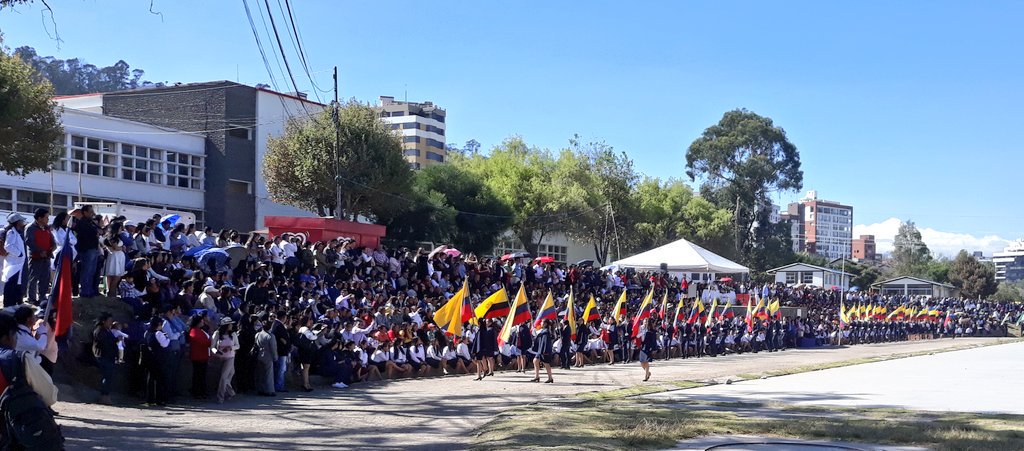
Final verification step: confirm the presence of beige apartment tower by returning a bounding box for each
[378,96,447,169]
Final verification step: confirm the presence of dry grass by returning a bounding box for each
[475,339,1024,450]
[472,400,1024,450]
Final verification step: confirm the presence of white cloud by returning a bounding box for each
[853,218,1011,258]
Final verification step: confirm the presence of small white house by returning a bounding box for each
[871,276,958,298]
[767,262,852,291]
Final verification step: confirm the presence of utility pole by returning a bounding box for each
[332,66,342,218]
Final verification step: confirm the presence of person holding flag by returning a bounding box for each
[611,289,627,325]
[497,284,531,373]
[631,288,655,338]
[639,317,657,382]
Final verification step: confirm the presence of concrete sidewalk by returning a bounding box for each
[647,340,1024,415]
[55,337,1010,450]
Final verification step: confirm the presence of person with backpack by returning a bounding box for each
[0,311,62,450]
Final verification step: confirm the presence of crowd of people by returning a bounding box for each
[1,205,1022,411]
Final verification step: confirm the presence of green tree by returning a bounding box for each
[631,178,733,257]
[0,40,63,175]
[458,137,580,255]
[892,220,932,278]
[991,281,1024,303]
[925,258,952,283]
[14,46,160,95]
[263,103,412,221]
[406,163,513,254]
[560,136,639,265]
[685,109,803,272]
[948,250,996,299]
[831,259,883,290]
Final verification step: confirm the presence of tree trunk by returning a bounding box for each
[517,228,539,256]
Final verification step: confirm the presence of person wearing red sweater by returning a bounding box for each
[25,208,54,305]
[188,314,212,399]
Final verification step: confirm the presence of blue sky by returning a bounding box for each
[2,1,1022,255]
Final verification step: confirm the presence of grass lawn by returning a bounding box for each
[472,399,1024,450]
[474,339,1024,450]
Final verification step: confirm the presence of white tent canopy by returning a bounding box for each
[611,237,749,274]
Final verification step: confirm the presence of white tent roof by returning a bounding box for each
[611,238,749,273]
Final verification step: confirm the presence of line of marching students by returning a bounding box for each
[433,281,803,382]
[428,280,1019,384]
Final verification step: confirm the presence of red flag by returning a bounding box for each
[51,235,75,337]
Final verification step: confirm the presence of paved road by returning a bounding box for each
[54,338,1006,450]
[648,340,1024,415]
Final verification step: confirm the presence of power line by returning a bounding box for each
[260,0,310,116]
[242,0,283,92]
[280,0,330,97]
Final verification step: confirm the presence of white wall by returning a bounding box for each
[0,109,206,213]
[254,91,326,228]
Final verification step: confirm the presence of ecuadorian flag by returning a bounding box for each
[475,287,510,319]
[498,284,531,346]
[534,290,557,329]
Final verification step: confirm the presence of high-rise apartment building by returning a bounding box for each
[378,96,446,169]
[784,190,854,260]
[993,239,1024,282]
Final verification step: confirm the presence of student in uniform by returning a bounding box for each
[531,319,554,383]
[514,322,533,373]
[639,318,658,382]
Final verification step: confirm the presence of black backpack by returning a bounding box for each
[0,351,64,450]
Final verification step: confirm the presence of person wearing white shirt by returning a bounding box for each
[407,338,428,376]
[371,344,407,379]
[269,237,286,273]
[455,336,476,374]
[442,340,467,375]
[13,305,46,365]
[426,339,449,375]
[3,213,29,306]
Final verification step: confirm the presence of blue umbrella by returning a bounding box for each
[161,214,181,226]
[848,286,860,292]
[196,248,230,269]
[184,244,213,257]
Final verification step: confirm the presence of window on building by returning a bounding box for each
[426,138,444,149]
[785,272,797,284]
[431,112,445,123]
[390,124,400,130]
[0,188,12,211]
[409,162,421,170]
[227,126,253,140]
[537,244,568,264]
[403,136,420,143]
[69,135,117,178]
[120,145,164,184]
[493,240,525,257]
[425,151,444,162]
[166,152,204,190]
[227,179,252,195]
[14,190,68,214]
[801,272,814,284]
[404,149,421,157]
[402,123,418,129]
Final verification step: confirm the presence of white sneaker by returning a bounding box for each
[331,382,348,389]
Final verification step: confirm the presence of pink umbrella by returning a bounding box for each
[444,248,462,257]
[535,256,555,264]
